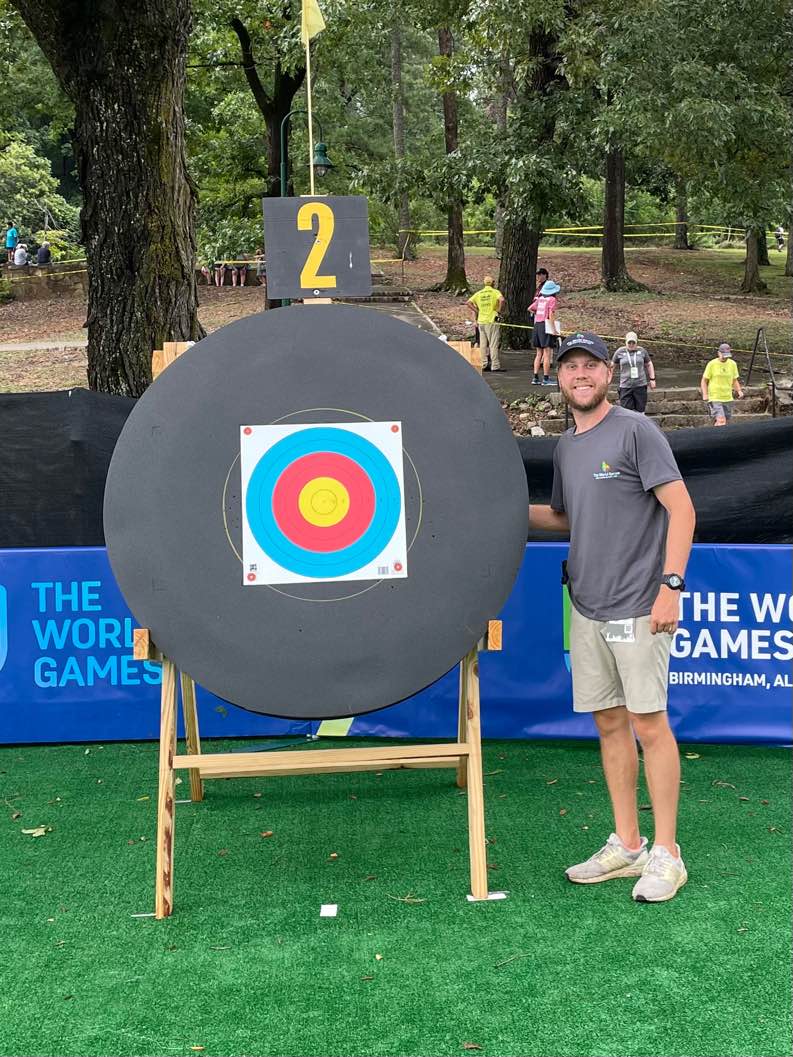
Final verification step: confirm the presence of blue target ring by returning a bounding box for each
[246,427,402,578]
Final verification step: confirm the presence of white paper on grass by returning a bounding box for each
[240,421,408,586]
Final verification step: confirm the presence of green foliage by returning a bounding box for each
[545,178,675,246]
[196,217,263,264]
[0,137,79,237]
[32,227,77,260]
[3,0,791,272]
[0,4,77,194]
[0,276,14,303]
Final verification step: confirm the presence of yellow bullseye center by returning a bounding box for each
[298,477,350,527]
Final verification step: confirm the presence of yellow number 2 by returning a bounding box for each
[297,202,337,290]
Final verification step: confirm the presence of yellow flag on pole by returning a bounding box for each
[300,0,325,45]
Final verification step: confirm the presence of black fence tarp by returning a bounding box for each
[0,388,791,548]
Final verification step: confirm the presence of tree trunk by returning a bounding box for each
[601,146,645,291]
[498,217,540,349]
[391,25,415,261]
[494,203,505,259]
[785,221,793,277]
[488,58,510,258]
[741,227,769,293]
[757,226,771,265]
[498,27,560,348]
[229,17,306,308]
[13,0,203,396]
[435,27,467,294]
[673,178,690,250]
[230,17,305,200]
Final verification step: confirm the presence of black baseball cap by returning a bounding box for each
[554,330,610,364]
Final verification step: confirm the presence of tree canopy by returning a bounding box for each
[1,0,790,389]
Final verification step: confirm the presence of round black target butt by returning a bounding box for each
[103,305,527,719]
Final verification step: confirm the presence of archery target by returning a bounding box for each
[103,304,529,720]
[240,422,408,584]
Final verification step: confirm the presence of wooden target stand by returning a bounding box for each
[138,339,502,919]
[447,339,482,374]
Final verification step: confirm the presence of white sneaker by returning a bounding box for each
[632,845,688,902]
[565,833,649,884]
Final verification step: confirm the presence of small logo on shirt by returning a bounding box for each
[593,459,621,480]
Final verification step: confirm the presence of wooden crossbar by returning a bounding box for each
[176,741,466,774]
[174,742,469,780]
[174,755,459,780]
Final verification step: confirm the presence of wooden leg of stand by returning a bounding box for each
[463,645,488,900]
[155,659,177,919]
[180,673,204,802]
[456,658,469,789]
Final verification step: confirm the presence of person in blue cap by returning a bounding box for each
[529,279,560,385]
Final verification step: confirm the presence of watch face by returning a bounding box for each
[667,575,683,589]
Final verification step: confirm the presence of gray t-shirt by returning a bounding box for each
[550,405,682,621]
[612,345,652,389]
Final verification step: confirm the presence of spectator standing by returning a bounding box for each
[254,247,266,287]
[466,275,506,372]
[611,331,656,413]
[774,225,785,251]
[527,267,549,326]
[5,222,18,263]
[529,279,560,385]
[36,242,52,265]
[13,243,28,266]
[701,343,743,426]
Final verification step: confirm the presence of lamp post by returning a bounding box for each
[279,109,334,197]
[276,109,334,306]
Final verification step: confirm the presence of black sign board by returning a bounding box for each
[262,195,372,300]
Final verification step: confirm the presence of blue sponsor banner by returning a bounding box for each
[0,544,790,745]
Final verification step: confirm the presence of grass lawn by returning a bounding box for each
[0,737,789,1057]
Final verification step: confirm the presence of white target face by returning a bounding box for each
[240,421,409,586]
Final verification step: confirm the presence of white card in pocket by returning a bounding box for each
[602,618,635,643]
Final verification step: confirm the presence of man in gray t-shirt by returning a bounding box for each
[611,331,656,414]
[529,330,696,904]
[550,405,680,621]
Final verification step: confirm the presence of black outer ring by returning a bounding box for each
[103,305,528,719]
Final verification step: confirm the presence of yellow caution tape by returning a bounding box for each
[489,322,788,357]
[5,267,88,282]
[398,220,736,237]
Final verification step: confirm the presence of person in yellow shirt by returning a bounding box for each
[466,275,506,371]
[700,343,744,426]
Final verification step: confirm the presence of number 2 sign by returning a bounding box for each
[262,195,372,300]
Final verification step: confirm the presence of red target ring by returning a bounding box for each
[271,451,376,552]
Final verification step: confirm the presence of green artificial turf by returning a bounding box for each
[0,738,789,1057]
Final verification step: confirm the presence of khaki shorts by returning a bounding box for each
[570,606,672,714]
[709,400,732,420]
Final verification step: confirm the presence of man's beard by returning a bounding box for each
[560,377,610,411]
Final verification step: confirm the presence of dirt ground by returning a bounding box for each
[381,247,792,358]
[0,247,790,393]
[0,286,269,391]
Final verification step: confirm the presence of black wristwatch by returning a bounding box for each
[661,573,685,591]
